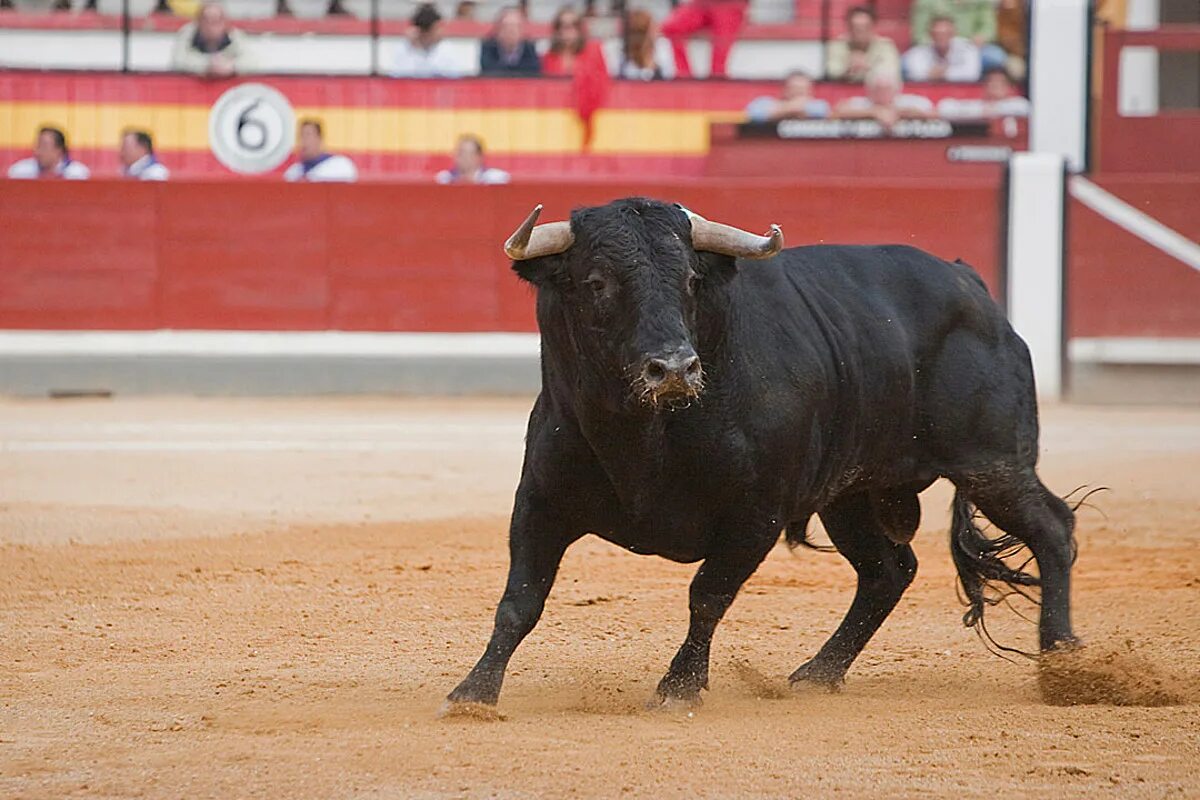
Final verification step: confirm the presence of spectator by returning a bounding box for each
[911,0,1006,72]
[542,7,611,146]
[902,16,981,82]
[661,0,747,79]
[995,0,1028,80]
[283,119,358,182]
[541,7,606,77]
[7,127,90,180]
[825,5,901,83]
[620,9,669,81]
[391,3,460,78]
[275,0,347,16]
[937,66,1030,119]
[745,71,831,122]
[119,130,169,181]
[436,134,510,185]
[171,2,255,78]
[835,70,934,130]
[455,0,477,20]
[480,7,541,76]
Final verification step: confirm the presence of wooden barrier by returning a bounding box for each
[1068,175,1200,338]
[0,179,1006,331]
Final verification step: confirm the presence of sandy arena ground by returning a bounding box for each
[2,397,1199,799]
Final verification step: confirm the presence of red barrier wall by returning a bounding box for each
[1068,176,1200,338]
[0,179,1004,332]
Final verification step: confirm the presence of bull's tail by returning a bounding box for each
[949,491,1041,657]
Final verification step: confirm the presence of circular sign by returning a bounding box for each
[208,83,296,174]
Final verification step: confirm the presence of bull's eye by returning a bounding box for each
[584,274,609,297]
[686,274,701,295]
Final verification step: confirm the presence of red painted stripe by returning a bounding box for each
[0,70,988,109]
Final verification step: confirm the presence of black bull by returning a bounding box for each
[446,197,1077,710]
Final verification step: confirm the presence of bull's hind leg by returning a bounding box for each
[790,492,918,688]
[956,470,1077,651]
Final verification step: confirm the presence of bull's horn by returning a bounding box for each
[682,207,783,259]
[504,204,575,260]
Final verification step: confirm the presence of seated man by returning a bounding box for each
[392,3,460,78]
[825,5,901,83]
[171,2,255,78]
[479,7,541,76]
[834,70,935,131]
[745,72,831,123]
[912,0,1007,72]
[937,66,1030,119]
[120,130,170,181]
[283,119,358,183]
[903,16,981,82]
[7,127,90,180]
[436,134,510,185]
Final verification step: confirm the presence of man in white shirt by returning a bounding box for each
[902,16,982,83]
[120,130,170,181]
[171,1,256,78]
[436,134,510,185]
[834,70,935,131]
[7,127,90,180]
[938,66,1031,119]
[283,119,358,183]
[391,3,461,78]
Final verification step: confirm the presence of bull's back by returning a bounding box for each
[728,244,1025,484]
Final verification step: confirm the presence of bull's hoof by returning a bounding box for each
[646,692,702,712]
[437,699,507,721]
[788,660,846,692]
[652,670,707,709]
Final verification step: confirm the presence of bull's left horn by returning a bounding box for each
[684,210,783,260]
[504,204,575,260]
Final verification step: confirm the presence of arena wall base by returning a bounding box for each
[0,332,542,397]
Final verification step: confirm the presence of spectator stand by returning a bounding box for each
[0,0,920,77]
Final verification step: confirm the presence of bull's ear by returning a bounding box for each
[511,254,565,287]
[696,251,739,284]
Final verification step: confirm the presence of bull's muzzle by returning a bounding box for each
[637,348,704,408]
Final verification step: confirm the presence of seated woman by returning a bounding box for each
[541,7,611,144]
[620,9,668,81]
[540,7,608,78]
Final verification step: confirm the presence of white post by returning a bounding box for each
[1029,0,1090,171]
[1119,0,1161,116]
[1008,153,1066,399]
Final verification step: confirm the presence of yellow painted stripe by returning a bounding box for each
[1,101,746,155]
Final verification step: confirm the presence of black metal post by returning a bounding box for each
[370,0,380,76]
[121,0,131,73]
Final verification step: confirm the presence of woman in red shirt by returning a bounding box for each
[541,7,611,146]
[541,7,607,77]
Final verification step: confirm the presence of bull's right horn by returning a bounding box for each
[504,204,575,260]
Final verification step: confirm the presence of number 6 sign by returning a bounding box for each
[208,83,296,174]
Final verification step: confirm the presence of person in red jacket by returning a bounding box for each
[660,0,747,79]
[541,7,611,146]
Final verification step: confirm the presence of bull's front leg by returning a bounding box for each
[655,529,777,705]
[444,491,578,710]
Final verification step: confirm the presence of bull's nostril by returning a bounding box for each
[684,357,702,378]
[643,361,668,385]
